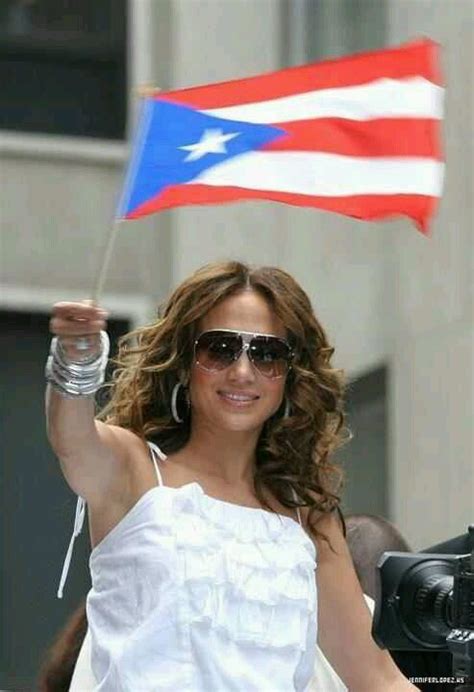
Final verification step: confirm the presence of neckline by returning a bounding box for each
[165,480,301,526]
[147,440,302,526]
[89,481,307,562]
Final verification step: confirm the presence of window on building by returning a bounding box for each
[0,0,127,139]
[340,366,388,517]
[283,0,387,66]
[305,0,387,61]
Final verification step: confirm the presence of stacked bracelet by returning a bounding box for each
[45,331,110,398]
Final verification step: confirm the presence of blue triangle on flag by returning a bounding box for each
[119,99,286,217]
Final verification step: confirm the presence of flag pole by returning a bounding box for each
[89,84,160,305]
[90,219,123,303]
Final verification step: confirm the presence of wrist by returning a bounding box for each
[57,334,102,364]
[45,331,110,397]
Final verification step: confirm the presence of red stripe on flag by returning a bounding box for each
[264,118,442,158]
[155,39,441,110]
[125,184,437,235]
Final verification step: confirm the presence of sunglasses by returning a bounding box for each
[194,329,294,379]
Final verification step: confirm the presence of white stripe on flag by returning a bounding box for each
[203,77,443,124]
[188,152,444,197]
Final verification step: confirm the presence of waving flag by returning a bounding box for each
[117,38,444,234]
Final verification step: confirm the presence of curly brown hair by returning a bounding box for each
[98,260,352,549]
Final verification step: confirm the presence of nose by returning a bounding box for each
[227,345,256,380]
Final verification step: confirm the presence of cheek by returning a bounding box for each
[189,366,206,389]
[188,366,218,404]
[266,379,285,395]
[261,378,287,407]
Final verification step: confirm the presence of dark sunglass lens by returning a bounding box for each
[250,338,290,377]
[196,332,242,371]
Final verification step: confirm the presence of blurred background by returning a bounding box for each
[0,0,472,688]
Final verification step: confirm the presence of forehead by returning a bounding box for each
[199,289,286,337]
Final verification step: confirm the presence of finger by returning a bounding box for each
[49,317,107,335]
[52,303,107,315]
[51,314,107,328]
[49,320,107,336]
[52,302,108,320]
[53,301,99,311]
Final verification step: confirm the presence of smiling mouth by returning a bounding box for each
[218,391,260,405]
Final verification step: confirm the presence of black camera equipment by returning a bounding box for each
[372,524,474,691]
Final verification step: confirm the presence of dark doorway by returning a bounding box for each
[0,309,129,690]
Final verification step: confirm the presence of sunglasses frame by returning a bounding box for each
[193,328,295,379]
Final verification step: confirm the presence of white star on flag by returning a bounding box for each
[179,128,240,162]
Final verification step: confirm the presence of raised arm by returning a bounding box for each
[45,301,130,507]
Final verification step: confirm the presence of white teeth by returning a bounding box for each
[220,392,257,401]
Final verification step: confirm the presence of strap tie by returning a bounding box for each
[57,495,86,599]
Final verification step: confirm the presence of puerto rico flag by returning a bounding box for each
[117,38,444,234]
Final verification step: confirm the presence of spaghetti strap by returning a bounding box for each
[147,441,168,487]
[295,506,303,527]
[290,486,303,527]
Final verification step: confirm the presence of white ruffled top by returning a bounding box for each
[59,441,318,691]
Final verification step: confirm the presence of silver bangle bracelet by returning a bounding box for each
[45,331,110,398]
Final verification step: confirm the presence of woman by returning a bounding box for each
[45,260,418,691]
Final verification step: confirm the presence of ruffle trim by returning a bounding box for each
[178,580,315,652]
[179,545,315,604]
[172,481,317,558]
[171,483,317,652]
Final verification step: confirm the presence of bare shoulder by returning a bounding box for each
[87,423,153,549]
[93,422,153,496]
[95,421,145,463]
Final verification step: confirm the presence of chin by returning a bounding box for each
[218,418,264,434]
[192,399,279,434]
[211,411,269,434]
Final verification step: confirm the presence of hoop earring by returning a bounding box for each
[171,382,189,423]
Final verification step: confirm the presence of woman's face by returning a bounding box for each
[188,289,288,435]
